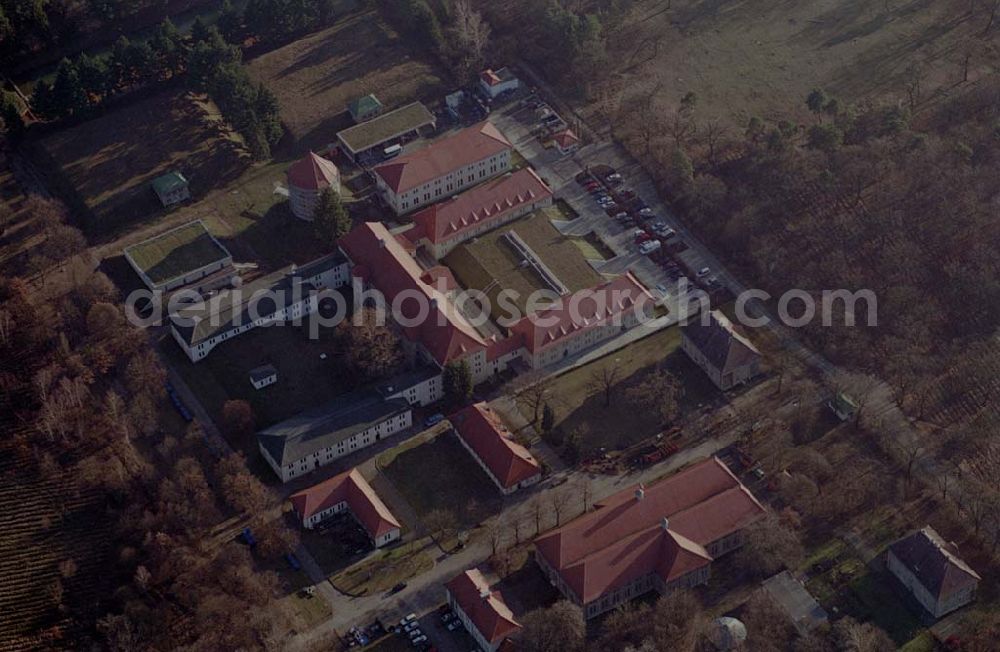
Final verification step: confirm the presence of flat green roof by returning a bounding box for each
[337,101,435,154]
[124,220,231,285]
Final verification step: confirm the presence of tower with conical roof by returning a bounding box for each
[287,151,341,221]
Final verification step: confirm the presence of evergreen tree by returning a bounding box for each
[1,92,24,139]
[190,16,211,44]
[126,40,156,85]
[109,35,131,89]
[186,28,241,90]
[541,403,555,436]
[312,187,349,242]
[75,52,112,101]
[29,79,55,120]
[51,58,89,117]
[253,83,283,144]
[152,19,184,76]
[443,360,473,405]
[218,0,243,44]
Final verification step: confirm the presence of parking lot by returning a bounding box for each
[348,603,478,652]
[489,100,723,320]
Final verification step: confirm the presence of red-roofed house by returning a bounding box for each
[374,121,513,214]
[405,168,553,259]
[510,271,654,369]
[446,569,521,652]
[534,457,765,618]
[287,152,341,221]
[450,402,541,494]
[338,222,522,389]
[290,468,401,547]
[551,129,580,155]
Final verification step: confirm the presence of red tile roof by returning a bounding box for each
[290,468,401,538]
[446,569,521,645]
[339,222,487,366]
[374,122,512,194]
[450,402,541,490]
[510,271,654,354]
[534,458,764,604]
[409,169,552,245]
[552,129,579,148]
[481,69,503,86]
[287,152,340,191]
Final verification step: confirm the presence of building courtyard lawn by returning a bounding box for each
[525,326,721,454]
[379,430,502,532]
[161,320,350,458]
[329,538,434,596]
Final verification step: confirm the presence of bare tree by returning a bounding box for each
[512,372,551,424]
[587,359,622,408]
[516,600,586,652]
[448,0,491,81]
[548,485,571,526]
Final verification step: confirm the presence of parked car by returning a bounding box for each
[441,611,455,623]
[638,207,654,217]
[696,267,711,278]
[390,582,407,595]
[612,211,629,221]
[606,172,623,183]
[446,620,461,631]
[411,635,428,646]
[284,553,301,571]
[424,414,445,427]
[406,623,422,635]
[640,240,662,255]
[400,614,417,626]
[240,528,256,546]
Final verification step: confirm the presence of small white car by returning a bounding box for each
[638,207,654,217]
[697,267,711,278]
[411,635,428,646]
[400,613,417,626]
[404,622,420,633]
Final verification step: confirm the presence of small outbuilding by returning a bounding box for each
[287,152,340,221]
[249,364,278,390]
[152,171,191,207]
[828,391,858,421]
[551,128,580,155]
[347,94,384,123]
[708,617,747,651]
[479,67,520,99]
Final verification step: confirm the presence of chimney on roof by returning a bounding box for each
[377,238,386,249]
[661,517,670,531]
[480,587,491,600]
[635,485,645,501]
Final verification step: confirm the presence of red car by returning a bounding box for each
[635,232,652,244]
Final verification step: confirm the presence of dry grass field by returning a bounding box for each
[245,7,451,151]
[586,0,999,127]
[33,89,248,237]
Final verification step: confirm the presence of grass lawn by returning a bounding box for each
[380,430,502,530]
[848,571,925,645]
[444,210,602,322]
[161,322,350,457]
[570,232,613,261]
[273,567,333,633]
[245,6,448,152]
[33,89,247,237]
[330,538,434,596]
[549,199,579,221]
[527,326,721,453]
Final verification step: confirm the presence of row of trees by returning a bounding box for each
[30,19,186,122]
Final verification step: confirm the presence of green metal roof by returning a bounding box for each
[151,171,189,195]
[348,94,383,118]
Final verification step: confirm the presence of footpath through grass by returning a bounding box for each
[330,538,434,596]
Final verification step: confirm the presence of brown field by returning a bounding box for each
[33,89,248,237]
[582,0,998,127]
[245,7,451,151]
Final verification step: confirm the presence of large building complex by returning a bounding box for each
[450,402,541,495]
[373,121,512,214]
[534,457,765,619]
[257,389,412,482]
[168,253,349,362]
[403,168,553,259]
[290,468,401,547]
[445,569,521,652]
